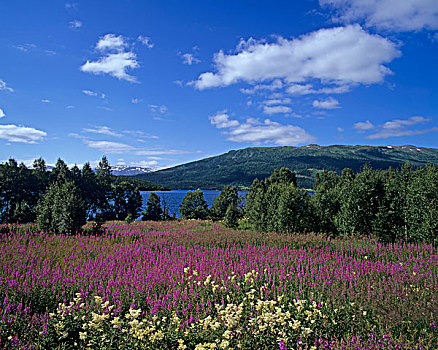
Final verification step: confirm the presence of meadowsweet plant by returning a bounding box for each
[0,221,437,349]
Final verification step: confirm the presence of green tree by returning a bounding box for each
[179,189,209,219]
[111,181,143,221]
[312,171,341,236]
[406,163,438,243]
[95,156,114,220]
[142,192,163,221]
[223,203,239,229]
[245,168,300,232]
[335,165,385,237]
[36,180,86,234]
[210,185,240,221]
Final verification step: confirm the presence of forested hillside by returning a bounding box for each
[135,144,438,189]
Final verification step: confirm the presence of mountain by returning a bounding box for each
[44,165,152,176]
[110,165,153,176]
[134,144,438,189]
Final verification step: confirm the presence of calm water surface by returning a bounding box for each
[140,190,247,217]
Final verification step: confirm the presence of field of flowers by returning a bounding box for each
[0,221,437,349]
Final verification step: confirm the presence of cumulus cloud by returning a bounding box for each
[96,34,126,51]
[41,99,51,103]
[263,105,292,115]
[193,25,400,90]
[0,79,14,92]
[0,108,5,118]
[0,124,47,143]
[312,97,341,109]
[80,51,139,82]
[365,116,436,139]
[353,120,375,132]
[80,34,141,82]
[209,111,315,145]
[82,125,122,137]
[137,35,154,48]
[353,116,437,139]
[69,20,82,29]
[320,0,438,31]
[209,111,240,128]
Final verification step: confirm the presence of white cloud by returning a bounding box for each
[364,116,435,139]
[41,99,51,103]
[209,111,315,145]
[122,130,159,139]
[66,105,75,109]
[263,98,291,105]
[263,105,292,115]
[320,0,438,31]
[194,25,400,90]
[129,160,159,168]
[240,79,283,94]
[14,43,36,53]
[0,79,14,92]
[65,2,78,9]
[137,35,154,48]
[286,83,350,95]
[149,104,168,114]
[181,53,200,65]
[69,20,82,29]
[0,124,47,143]
[80,51,139,82]
[0,108,5,118]
[96,34,126,51]
[83,126,122,137]
[353,120,375,132]
[367,128,438,139]
[380,116,429,129]
[134,149,190,156]
[84,140,135,153]
[82,89,97,96]
[337,127,344,132]
[312,97,341,109]
[82,89,105,99]
[209,111,240,128]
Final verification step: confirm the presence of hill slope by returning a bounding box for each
[135,144,438,189]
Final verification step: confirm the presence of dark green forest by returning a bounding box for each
[135,144,438,189]
[243,164,438,244]
[0,156,164,232]
[1,153,438,244]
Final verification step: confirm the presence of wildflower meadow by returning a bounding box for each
[0,221,437,349]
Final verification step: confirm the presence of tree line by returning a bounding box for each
[1,156,437,243]
[160,164,437,243]
[0,156,143,234]
[243,164,438,243]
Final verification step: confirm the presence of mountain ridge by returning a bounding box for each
[134,144,438,189]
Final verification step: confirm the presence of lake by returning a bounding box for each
[140,190,247,217]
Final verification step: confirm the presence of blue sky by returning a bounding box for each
[0,0,437,169]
